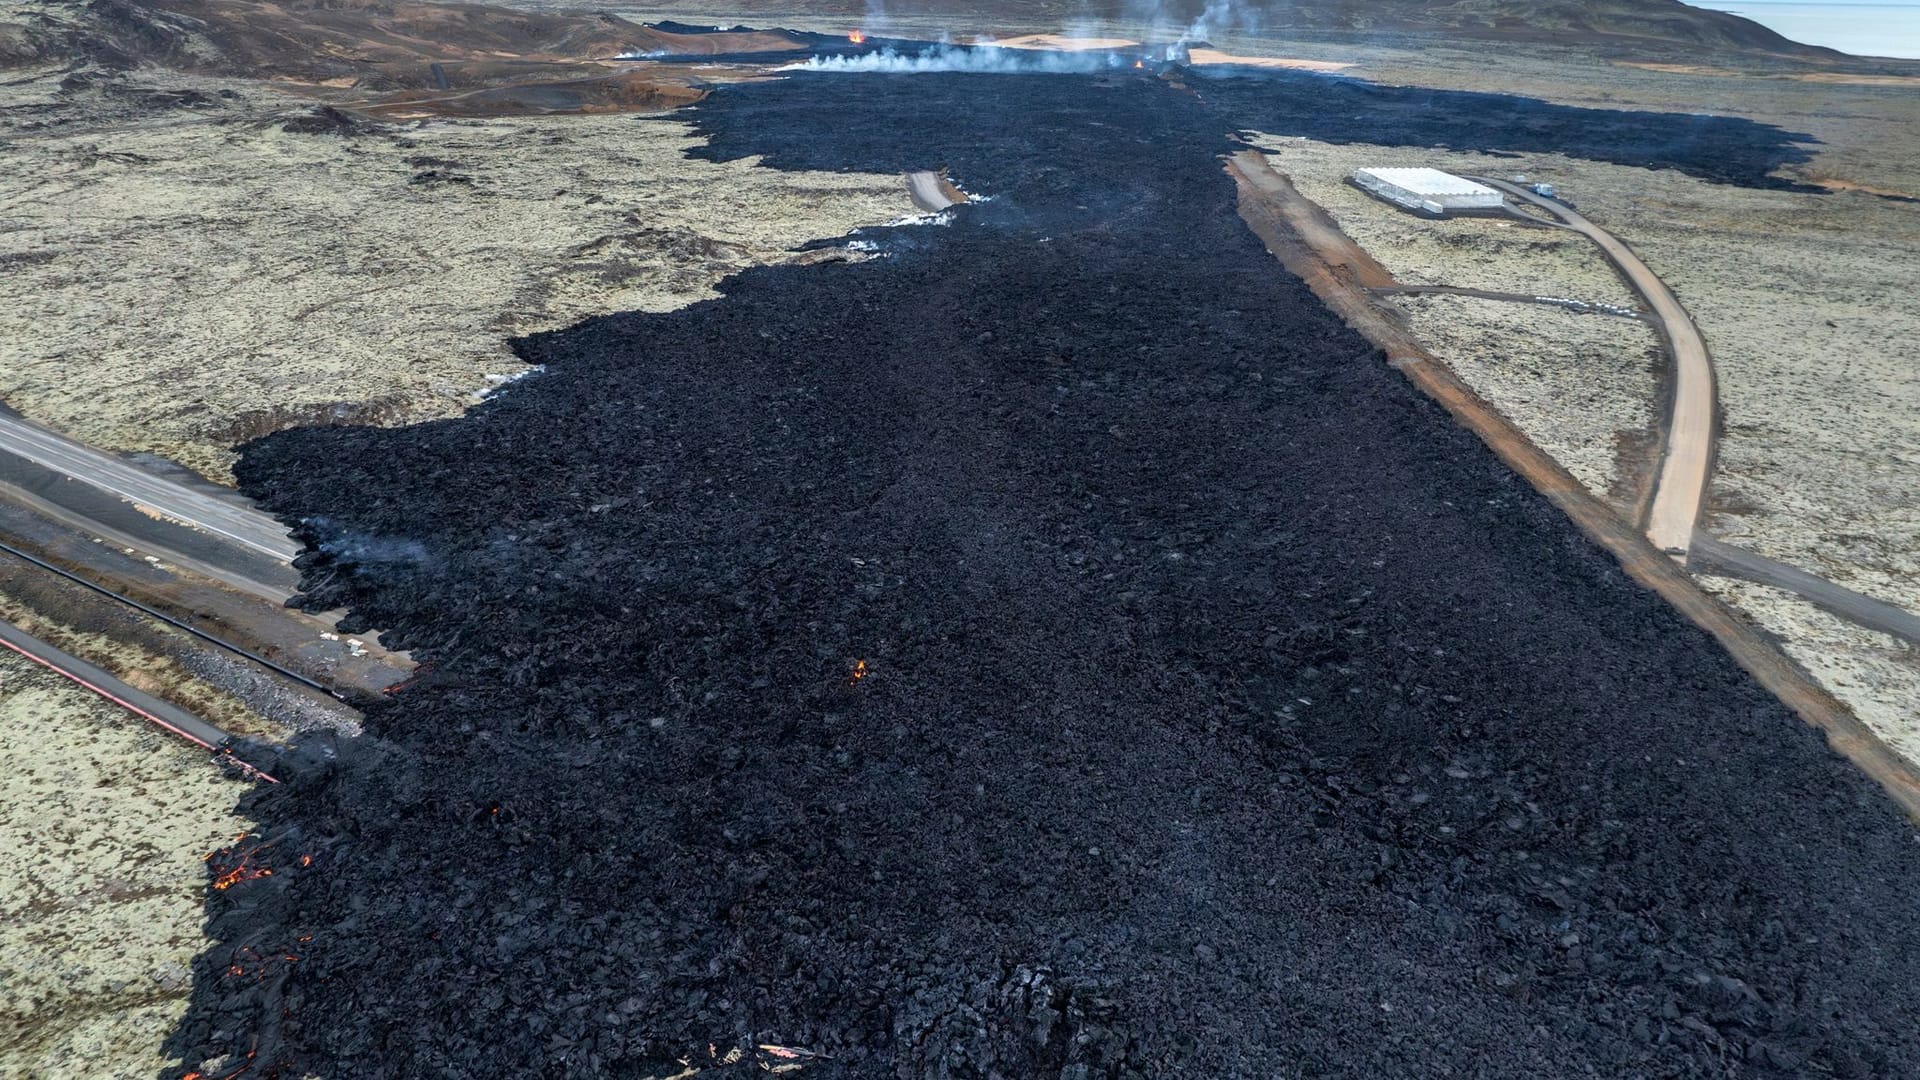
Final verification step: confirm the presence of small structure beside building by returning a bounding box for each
[1352,167,1504,216]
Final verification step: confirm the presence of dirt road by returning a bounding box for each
[1475,177,1716,561]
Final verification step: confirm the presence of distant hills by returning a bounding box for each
[634,0,1848,59]
[0,0,1873,80]
[0,1,806,80]
[1237,0,1838,56]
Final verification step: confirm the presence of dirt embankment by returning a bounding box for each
[1249,133,1920,765]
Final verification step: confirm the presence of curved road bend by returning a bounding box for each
[1474,177,1715,562]
[0,413,299,564]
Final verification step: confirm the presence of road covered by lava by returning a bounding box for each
[174,64,1917,1078]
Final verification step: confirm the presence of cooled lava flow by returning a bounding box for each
[172,60,1913,1080]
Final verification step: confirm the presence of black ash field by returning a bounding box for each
[178,65,1920,1078]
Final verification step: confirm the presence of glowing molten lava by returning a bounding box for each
[849,659,870,685]
[212,862,271,890]
[205,838,275,891]
[848,30,866,44]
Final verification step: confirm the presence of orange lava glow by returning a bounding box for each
[849,659,870,684]
[212,861,272,891]
[848,30,866,44]
[208,841,275,890]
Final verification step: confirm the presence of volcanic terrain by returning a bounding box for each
[162,63,1920,1079]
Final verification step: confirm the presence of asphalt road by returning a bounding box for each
[1691,534,1920,647]
[1475,178,1716,561]
[1371,283,1643,319]
[0,412,299,564]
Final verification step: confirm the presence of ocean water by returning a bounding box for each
[1687,1,1920,59]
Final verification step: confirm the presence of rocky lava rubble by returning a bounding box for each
[174,69,1917,1078]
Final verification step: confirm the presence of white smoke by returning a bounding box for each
[1121,0,1262,48]
[783,44,1127,75]
[308,522,430,567]
[1182,0,1239,43]
[882,209,955,227]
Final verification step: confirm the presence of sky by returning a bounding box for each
[1685,0,1920,58]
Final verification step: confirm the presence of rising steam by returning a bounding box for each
[784,44,1132,74]
[1117,0,1261,44]
[789,0,1263,74]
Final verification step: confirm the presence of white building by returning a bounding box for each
[1352,167,1504,215]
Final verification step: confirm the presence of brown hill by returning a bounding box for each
[616,0,1847,60]
[1332,0,1840,56]
[0,0,1874,81]
[0,0,807,80]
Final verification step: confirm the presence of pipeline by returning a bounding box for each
[0,537,338,697]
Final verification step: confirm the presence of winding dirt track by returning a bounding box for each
[1474,177,1716,561]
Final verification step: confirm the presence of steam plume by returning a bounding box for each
[784,44,1130,74]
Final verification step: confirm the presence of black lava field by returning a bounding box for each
[176,68,1919,1078]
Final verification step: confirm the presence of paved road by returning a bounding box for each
[0,413,299,563]
[1372,284,1643,319]
[1691,535,1920,648]
[1475,178,1715,561]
